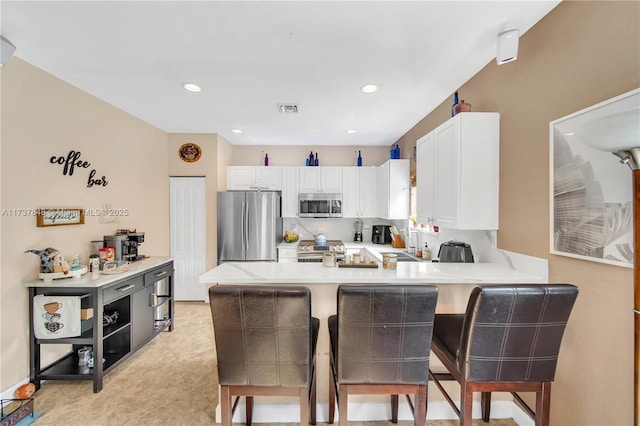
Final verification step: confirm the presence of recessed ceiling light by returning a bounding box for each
[361,84,378,94]
[231,129,243,134]
[183,83,202,93]
[346,129,357,134]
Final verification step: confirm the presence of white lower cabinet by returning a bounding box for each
[342,166,377,218]
[416,112,499,230]
[227,166,282,190]
[278,246,298,263]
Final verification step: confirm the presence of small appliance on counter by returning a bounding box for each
[438,240,474,263]
[372,225,392,244]
[103,234,127,261]
[353,219,363,242]
[103,229,146,262]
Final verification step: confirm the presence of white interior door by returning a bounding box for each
[170,177,206,301]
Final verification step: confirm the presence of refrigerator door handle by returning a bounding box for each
[244,200,250,255]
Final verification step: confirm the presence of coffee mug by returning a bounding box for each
[42,312,61,322]
[44,302,63,314]
[44,321,64,332]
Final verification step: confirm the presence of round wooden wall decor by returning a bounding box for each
[178,143,202,162]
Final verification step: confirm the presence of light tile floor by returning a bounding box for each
[31,302,517,425]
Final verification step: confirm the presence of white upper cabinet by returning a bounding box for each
[377,159,410,220]
[227,166,282,191]
[342,166,378,218]
[281,166,299,218]
[416,112,499,230]
[298,167,342,193]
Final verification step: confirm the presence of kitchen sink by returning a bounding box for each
[378,252,421,262]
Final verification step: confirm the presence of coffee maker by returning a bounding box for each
[103,234,128,261]
[104,229,145,262]
[353,219,363,242]
[372,225,392,244]
[124,231,145,261]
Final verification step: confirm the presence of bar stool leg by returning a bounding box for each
[481,391,491,421]
[391,394,399,423]
[220,386,232,426]
[338,384,349,426]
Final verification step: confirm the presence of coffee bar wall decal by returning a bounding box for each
[50,150,109,188]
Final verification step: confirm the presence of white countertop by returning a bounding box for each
[24,256,173,288]
[199,260,545,285]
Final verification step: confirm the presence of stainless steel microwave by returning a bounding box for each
[298,193,342,218]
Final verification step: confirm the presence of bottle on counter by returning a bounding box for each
[309,151,314,166]
[357,150,362,166]
[264,153,269,166]
[314,153,319,166]
[422,243,431,261]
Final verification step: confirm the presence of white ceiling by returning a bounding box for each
[1,1,560,146]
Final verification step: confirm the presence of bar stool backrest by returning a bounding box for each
[209,285,313,387]
[458,284,579,382]
[336,284,438,384]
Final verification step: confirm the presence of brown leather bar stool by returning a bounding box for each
[209,285,319,426]
[328,284,439,426]
[429,284,579,426]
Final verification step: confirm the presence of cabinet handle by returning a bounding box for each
[154,271,168,278]
[116,284,136,292]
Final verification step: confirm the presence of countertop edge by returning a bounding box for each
[24,256,174,288]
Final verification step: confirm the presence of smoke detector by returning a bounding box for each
[277,104,299,113]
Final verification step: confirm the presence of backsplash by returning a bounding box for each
[282,217,497,262]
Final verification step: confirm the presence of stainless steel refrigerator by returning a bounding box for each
[217,191,282,263]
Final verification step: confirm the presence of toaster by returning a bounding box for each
[438,241,474,263]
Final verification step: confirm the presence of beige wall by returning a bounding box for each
[0,59,170,391]
[394,2,639,424]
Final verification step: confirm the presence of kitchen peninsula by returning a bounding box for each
[200,252,547,423]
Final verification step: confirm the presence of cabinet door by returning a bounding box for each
[131,285,154,351]
[416,133,435,224]
[227,166,256,190]
[433,121,459,227]
[342,167,359,218]
[255,166,282,190]
[321,167,343,192]
[281,167,299,217]
[359,167,378,217]
[377,162,390,218]
[299,167,320,192]
[278,247,298,263]
[388,160,410,219]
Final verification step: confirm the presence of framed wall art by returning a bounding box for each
[178,143,202,163]
[550,88,639,268]
[36,208,85,227]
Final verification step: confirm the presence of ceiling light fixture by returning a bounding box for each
[183,83,202,93]
[346,129,357,134]
[361,84,378,94]
[231,129,243,134]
